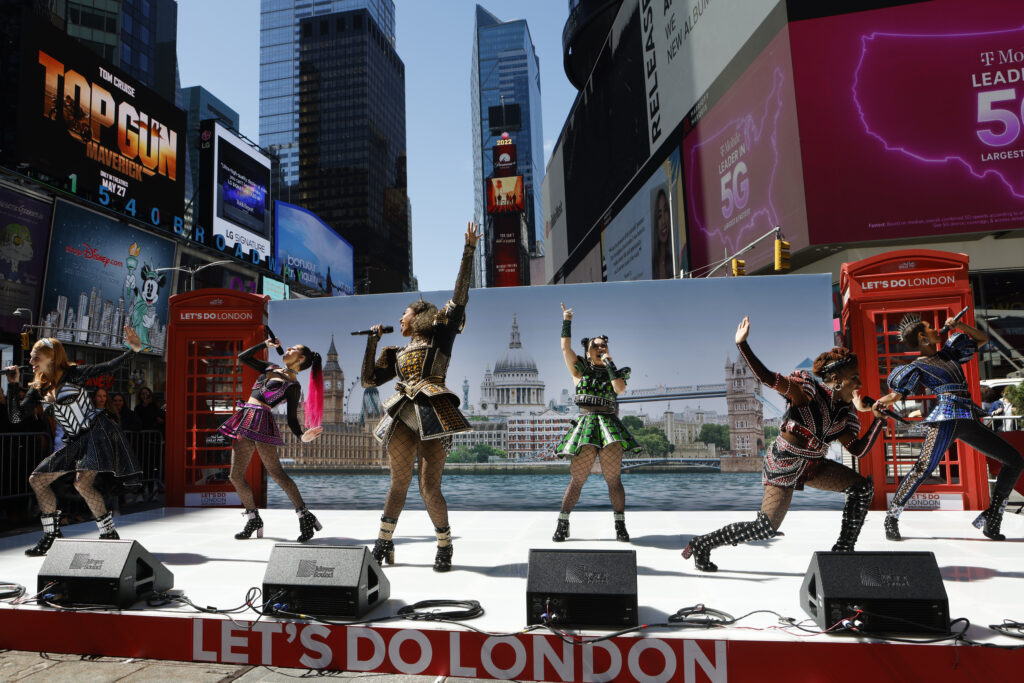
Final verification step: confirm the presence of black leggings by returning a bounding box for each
[890,419,1023,512]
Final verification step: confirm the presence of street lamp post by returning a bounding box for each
[155,260,234,292]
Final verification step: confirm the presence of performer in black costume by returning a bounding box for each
[361,222,479,572]
[877,313,1023,541]
[5,326,142,556]
[219,337,324,541]
[682,317,887,571]
[551,303,642,542]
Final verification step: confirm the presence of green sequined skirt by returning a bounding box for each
[554,414,643,457]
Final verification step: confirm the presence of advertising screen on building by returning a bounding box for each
[789,0,1024,242]
[274,201,354,296]
[491,213,524,287]
[492,141,517,174]
[0,187,51,334]
[15,17,185,232]
[486,176,525,214]
[200,120,272,262]
[683,25,809,275]
[41,200,176,353]
[603,149,685,281]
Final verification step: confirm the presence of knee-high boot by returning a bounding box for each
[682,512,775,572]
[832,478,873,552]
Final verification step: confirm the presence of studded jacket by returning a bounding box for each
[7,350,136,438]
[361,243,475,441]
[887,333,979,423]
[238,342,303,438]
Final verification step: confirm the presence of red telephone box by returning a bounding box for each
[165,289,269,508]
[840,250,988,511]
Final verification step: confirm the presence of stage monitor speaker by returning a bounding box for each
[262,544,390,618]
[526,549,637,629]
[37,538,174,608]
[800,551,949,635]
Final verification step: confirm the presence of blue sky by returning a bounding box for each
[176,0,578,291]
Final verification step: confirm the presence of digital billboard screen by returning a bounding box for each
[200,120,272,262]
[15,17,185,232]
[274,200,354,296]
[789,0,1024,242]
[0,187,52,334]
[486,175,524,214]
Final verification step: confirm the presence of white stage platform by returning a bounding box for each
[1,509,1023,682]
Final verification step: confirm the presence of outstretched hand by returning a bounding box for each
[302,426,324,442]
[465,221,480,247]
[561,302,573,321]
[124,325,142,352]
[735,316,751,345]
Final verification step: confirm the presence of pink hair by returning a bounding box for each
[304,352,324,429]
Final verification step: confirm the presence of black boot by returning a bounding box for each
[26,511,62,557]
[973,493,1009,541]
[884,514,901,541]
[235,509,264,540]
[433,526,453,573]
[372,516,397,565]
[682,512,775,572]
[296,507,322,542]
[552,513,569,542]
[832,478,873,552]
[96,510,119,540]
[614,512,630,542]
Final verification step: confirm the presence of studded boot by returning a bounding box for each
[832,478,873,552]
[884,510,902,541]
[552,513,570,542]
[682,511,776,572]
[972,493,1009,541]
[235,509,264,540]
[25,511,63,557]
[433,525,453,572]
[296,507,322,542]
[371,516,397,566]
[96,511,119,540]
[614,512,630,542]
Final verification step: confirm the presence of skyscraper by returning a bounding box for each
[260,0,409,293]
[259,0,395,189]
[471,5,544,286]
[181,86,240,228]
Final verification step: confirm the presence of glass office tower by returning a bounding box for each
[471,5,544,286]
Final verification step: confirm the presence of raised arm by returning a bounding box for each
[71,325,142,381]
[734,317,806,404]
[560,303,581,380]
[284,384,304,439]
[450,221,480,309]
[948,318,988,345]
[238,339,273,374]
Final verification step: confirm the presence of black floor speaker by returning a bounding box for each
[262,544,390,618]
[526,549,637,628]
[800,551,949,635]
[37,538,174,608]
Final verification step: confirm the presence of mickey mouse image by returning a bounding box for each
[128,264,166,350]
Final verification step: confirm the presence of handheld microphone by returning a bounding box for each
[861,396,910,424]
[264,325,284,356]
[352,326,394,336]
[939,306,970,334]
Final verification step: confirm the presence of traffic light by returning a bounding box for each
[731,258,746,276]
[20,332,31,350]
[774,238,790,271]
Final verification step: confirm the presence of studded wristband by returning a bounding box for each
[603,357,619,381]
[561,320,572,338]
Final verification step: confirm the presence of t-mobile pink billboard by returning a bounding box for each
[683,27,809,275]
[790,0,1024,243]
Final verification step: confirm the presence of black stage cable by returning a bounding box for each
[990,620,1024,640]
[397,599,484,622]
[0,582,25,601]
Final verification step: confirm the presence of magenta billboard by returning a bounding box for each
[790,0,1024,243]
[683,27,808,275]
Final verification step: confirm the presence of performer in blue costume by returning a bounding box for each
[683,317,887,572]
[550,302,642,543]
[876,313,1023,541]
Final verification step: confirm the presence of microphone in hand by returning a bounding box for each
[352,326,394,336]
[861,396,909,424]
[939,306,970,334]
[264,325,284,356]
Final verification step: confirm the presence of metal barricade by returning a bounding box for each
[0,431,53,502]
[122,429,166,504]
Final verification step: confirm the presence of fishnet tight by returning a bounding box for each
[381,421,450,530]
[29,470,108,517]
[759,459,865,530]
[229,437,306,510]
[559,443,626,514]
